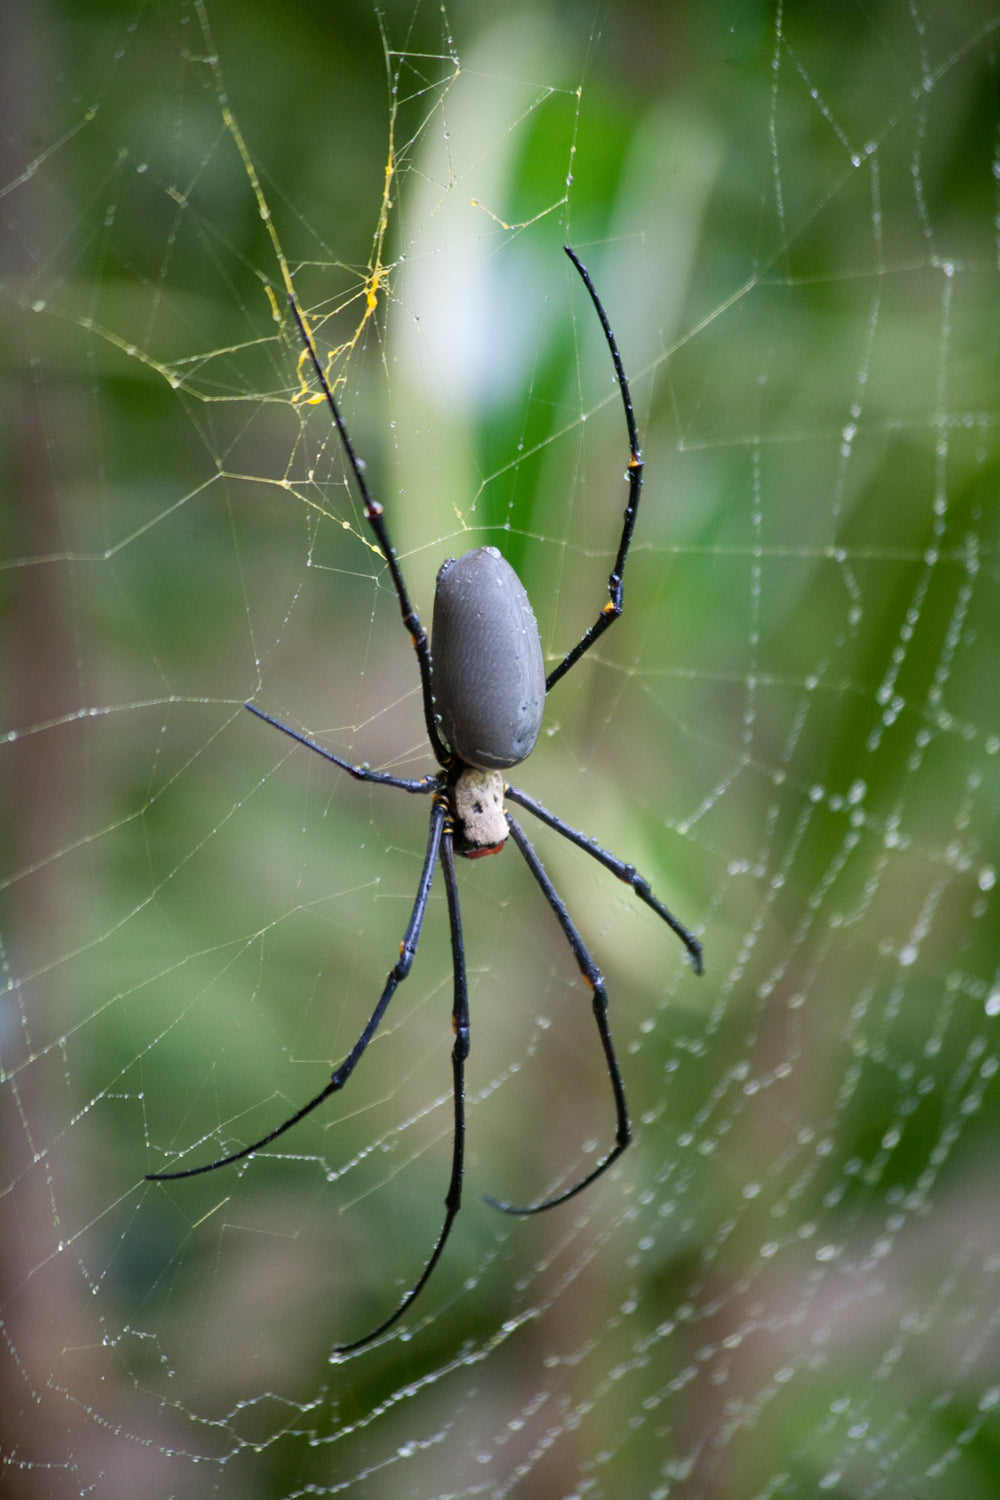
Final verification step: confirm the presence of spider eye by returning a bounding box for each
[431,546,546,771]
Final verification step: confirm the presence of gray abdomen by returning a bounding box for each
[431,546,546,770]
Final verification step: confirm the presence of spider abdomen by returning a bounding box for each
[425,549,542,774]
[431,546,545,771]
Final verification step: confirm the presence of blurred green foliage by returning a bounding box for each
[2,1,999,1496]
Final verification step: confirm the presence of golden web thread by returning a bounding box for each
[194,0,395,410]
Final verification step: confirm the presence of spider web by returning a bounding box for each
[3,1,1000,1496]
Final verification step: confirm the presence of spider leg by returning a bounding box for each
[245,701,439,794]
[146,797,447,1182]
[545,246,644,694]
[289,297,448,765]
[505,784,703,974]
[335,825,469,1355]
[483,813,630,1217]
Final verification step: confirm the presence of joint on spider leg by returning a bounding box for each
[396,936,420,979]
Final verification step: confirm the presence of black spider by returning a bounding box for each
[147,246,703,1354]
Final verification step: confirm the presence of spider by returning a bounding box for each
[147,246,703,1354]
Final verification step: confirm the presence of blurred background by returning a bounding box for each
[2,1,999,1496]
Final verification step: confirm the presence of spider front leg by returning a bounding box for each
[147,795,446,1183]
[505,783,703,974]
[545,246,644,693]
[335,825,471,1354]
[483,814,630,1216]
